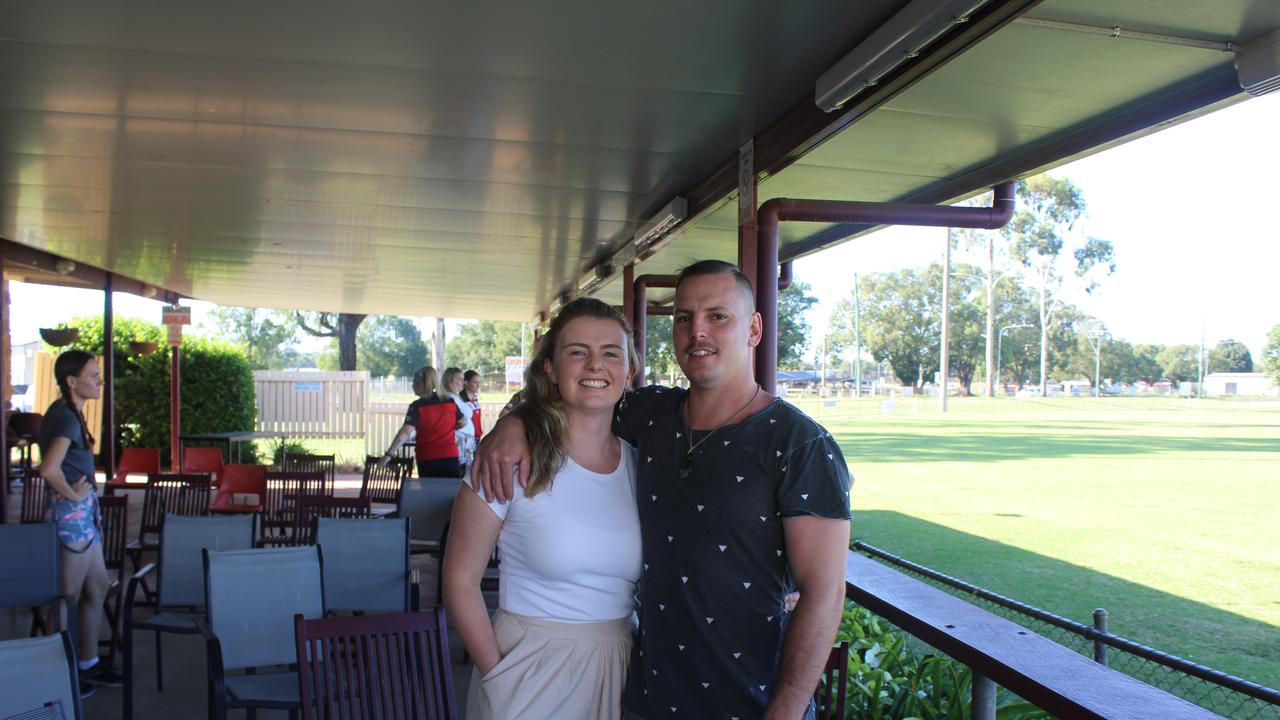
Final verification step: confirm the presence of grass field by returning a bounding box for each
[785,394,1280,690]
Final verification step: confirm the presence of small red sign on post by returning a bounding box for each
[161,305,192,326]
[162,304,190,346]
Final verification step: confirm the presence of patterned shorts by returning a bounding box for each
[45,492,101,551]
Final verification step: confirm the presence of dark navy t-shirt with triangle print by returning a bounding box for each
[614,385,852,719]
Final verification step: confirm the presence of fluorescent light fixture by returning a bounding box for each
[815,0,988,112]
[633,197,688,252]
[1238,28,1280,96]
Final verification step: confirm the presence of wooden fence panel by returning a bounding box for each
[253,371,368,438]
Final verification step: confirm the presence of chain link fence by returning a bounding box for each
[854,542,1280,719]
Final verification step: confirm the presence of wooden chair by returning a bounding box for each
[209,464,267,514]
[181,446,225,485]
[197,546,324,720]
[261,470,328,546]
[20,474,48,524]
[814,640,850,720]
[359,455,409,516]
[98,495,128,670]
[281,452,336,493]
[7,412,42,487]
[292,496,372,546]
[294,609,457,720]
[104,448,161,496]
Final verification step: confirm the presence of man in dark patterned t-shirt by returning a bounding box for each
[476,260,851,719]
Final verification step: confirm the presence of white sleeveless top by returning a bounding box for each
[464,441,641,622]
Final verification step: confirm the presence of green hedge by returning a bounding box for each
[834,600,1050,719]
[48,317,256,465]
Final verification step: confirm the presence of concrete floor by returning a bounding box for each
[3,472,477,720]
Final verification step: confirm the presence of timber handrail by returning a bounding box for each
[844,551,1224,719]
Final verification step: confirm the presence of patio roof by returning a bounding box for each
[2,1,1277,319]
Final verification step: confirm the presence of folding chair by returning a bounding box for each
[315,517,417,614]
[98,495,128,670]
[261,471,328,546]
[20,474,49,524]
[815,640,850,720]
[293,496,372,547]
[396,477,460,556]
[359,455,409,517]
[294,609,457,720]
[197,546,325,720]
[123,513,256,720]
[0,633,84,720]
[104,448,161,496]
[181,446,225,486]
[125,473,212,568]
[281,453,336,493]
[209,464,267,514]
[0,523,74,641]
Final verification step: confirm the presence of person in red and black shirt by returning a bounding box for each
[382,366,466,478]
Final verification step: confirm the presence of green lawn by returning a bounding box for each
[787,394,1280,689]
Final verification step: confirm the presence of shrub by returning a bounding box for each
[114,336,256,466]
[835,600,1050,719]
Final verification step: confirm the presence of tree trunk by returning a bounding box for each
[985,235,996,397]
[337,314,366,371]
[433,318,446,369]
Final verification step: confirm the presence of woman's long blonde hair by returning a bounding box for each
[513,297,639,497]
[439,367,463,401]
[412,366,439,399]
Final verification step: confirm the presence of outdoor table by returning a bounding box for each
[179,431,290,465]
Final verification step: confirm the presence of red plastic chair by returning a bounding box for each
[182,446,225,485]
[105,448,162,496]
[210,464,267,514]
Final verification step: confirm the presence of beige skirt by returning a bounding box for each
[465,609,632,720]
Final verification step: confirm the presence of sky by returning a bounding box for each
[793,91,1280,360]
[9,92,1279,361]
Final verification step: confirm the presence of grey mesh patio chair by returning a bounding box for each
[0,522,74,640]
[0,632,84,720]
[315,517,418,614]
[196,546,325,720]
[123,513,256,720]
[396,477,461,556]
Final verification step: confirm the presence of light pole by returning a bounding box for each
[1082,323,1107,398]
[996,323,1032,396]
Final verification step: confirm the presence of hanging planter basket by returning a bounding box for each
[39,327,80,347]
[128,341,160,356]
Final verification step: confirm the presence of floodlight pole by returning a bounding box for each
[940,228,952,411]
[854,273,861,400]
[996,323,1032,396]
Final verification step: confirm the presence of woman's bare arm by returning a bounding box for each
[441,485,505,674]
[37,436,92,501]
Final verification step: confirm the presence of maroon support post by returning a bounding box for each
[0,243,7,523]
[169,345,180,471]
[755,183,1016,394]
[102,273,115,481]
[631,274,677,389]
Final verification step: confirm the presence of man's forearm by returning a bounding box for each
[763,586,845,719]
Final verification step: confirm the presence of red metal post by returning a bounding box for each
[169,345,180,471]
[755,183,1016,394]
[102,273,115,480]
[632,274,678,388]
[0,243,7,523]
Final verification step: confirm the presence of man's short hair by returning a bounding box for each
[675,259,756,313]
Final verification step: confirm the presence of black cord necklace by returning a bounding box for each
[680,384,760,479]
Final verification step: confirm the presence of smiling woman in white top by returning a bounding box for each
[443,297,642,720]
